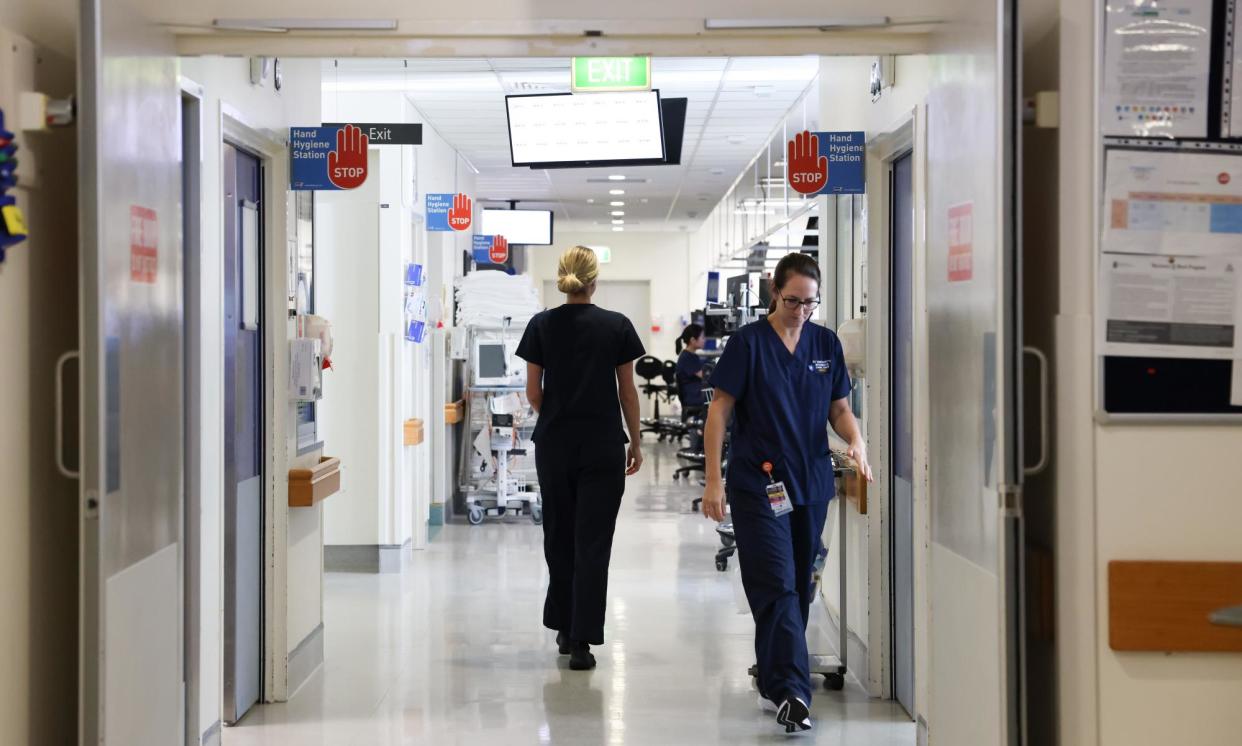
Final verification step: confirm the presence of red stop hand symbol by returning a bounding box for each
[449,193,472,231]
[489,235,509,264]
[327,124,369,190]
[787,130,828,195]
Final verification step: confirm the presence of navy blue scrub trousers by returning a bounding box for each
[534,438,626,646]
[730,488,830,704]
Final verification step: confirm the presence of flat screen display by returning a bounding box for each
[477,344,508,379]
[480,209,554,246]
[506,91,666,166]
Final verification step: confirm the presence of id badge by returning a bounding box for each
[766,481,793,517]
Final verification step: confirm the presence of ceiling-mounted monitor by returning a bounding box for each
[506,90,666,167]
[535,97,687,169]
[480,208,554,246]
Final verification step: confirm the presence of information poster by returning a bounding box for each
[1102,149,1242,257]
[1102,0,1212,139]
[1099,253,1238,359]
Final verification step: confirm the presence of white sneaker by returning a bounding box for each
[776,697,813,734]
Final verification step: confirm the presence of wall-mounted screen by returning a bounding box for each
[506,91,666,167]
[480,208,554,246]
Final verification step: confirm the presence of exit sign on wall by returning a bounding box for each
[571,57,652,92]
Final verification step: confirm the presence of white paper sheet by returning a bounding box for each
[1102,0,1213,139]
[1103,149,1242,257]
[1100,252,1239,359]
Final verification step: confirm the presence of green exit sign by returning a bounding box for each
[571,57,652,92]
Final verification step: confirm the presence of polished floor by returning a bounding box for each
[224,444,916,745]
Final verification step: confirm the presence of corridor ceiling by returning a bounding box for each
[324,56,822,232]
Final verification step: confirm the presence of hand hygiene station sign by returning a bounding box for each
[427,193,474,232]
[291,124,369,191]
[786,130,866,196]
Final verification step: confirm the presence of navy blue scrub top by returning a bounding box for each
[709,319,852,505]
[676,350,705,407]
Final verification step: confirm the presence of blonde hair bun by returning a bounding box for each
[556,246,599,295]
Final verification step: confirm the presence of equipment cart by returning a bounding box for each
[456,324,542,526]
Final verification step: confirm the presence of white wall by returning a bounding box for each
[318,89,476,551]
[177,54,323,726]
[0,26,77,746]
[1057,3,1242,744]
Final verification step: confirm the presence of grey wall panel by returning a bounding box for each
[79,0,184,743]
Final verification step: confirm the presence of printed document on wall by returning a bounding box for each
[1102,0,1212,139]
[1103,149,1242,257]
[1100,253,1238,359]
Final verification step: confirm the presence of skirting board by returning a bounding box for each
[287,623,324,697]
[324,540,411,573]
[201,719,221,746]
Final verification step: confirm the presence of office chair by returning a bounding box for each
[636,355,668,439]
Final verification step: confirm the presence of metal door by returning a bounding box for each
[223,144,264,724]
[889,151,915,718]
[78,1,184,743]
[925,0,1024,743]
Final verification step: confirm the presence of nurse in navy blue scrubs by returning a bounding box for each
[700,252,873,734]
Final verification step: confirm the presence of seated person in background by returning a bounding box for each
[676,324,707,446]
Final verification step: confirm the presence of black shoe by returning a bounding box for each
[555,632,571,655]
[776,697,812,734]
[568,643,596,671]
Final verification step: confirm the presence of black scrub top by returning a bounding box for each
[516,304,646,445]
[676,350,705,407]
[709,319,851,505]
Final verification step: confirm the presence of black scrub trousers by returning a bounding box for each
[516,303,646,646]
[535,437,625,644]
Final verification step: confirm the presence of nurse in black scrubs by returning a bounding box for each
[700,253,873,733]
[517,246,646,671]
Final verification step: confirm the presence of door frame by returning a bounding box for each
[179,74,205,746]
[219,104,293,704]
[864,108,931,721]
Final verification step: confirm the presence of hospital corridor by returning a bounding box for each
[222,444,912,745]
[2,1,1242,745]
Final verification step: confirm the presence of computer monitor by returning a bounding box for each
[725,274,748,308]
[706,271,720,304]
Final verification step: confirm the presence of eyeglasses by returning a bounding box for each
[778,292,820,311]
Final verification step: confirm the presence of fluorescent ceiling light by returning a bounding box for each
[704,17,890,30]
[612,227,625,232]
[612,219,625,225]
[611,211,625,216]
[214,18,398,31]
[608,174,627,181]
[587,199,596,203]
[609,189,626,195]
[610,201,625,206]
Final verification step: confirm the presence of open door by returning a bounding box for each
[925,1,1024,744]
[78,1,185,743]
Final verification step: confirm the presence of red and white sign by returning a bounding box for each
[129,205,158,284]
[947,202,973,283]
[449,192,472,231]
[489,234,509,264]
[327,124,369,189]
[787,130,828,195]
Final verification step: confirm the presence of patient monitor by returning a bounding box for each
[472,339,526,387]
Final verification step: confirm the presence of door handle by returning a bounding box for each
[1209,604,1242,629]
[55,350,79,479]
[1023,346,1049,476]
